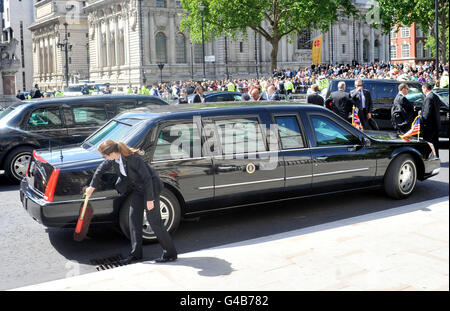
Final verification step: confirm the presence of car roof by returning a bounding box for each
[17,95,168,108]
[115,102,325,121]
[329,79,420,84]
[204,91,242,97]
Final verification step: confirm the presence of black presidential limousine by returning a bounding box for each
[19,104,440,241]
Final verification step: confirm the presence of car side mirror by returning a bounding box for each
[362,137,371,147]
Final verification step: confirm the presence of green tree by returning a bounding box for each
[374,0,449,63]
[179,0,357,71]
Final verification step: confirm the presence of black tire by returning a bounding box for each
[384,154,417,199]
[4,146,33,183]
[119,188,181,243]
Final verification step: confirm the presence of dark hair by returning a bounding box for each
[398,83,408,92]
[422,82,432,91]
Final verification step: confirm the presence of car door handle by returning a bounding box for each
[316,156,328,161]
[72,134,82,137]
[217,166,237,172]
[347,145,361,152]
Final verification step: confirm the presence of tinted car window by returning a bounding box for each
[136,100,166,109]
[27,107,62,129]
[376,83,397,100]
[275,116,305,149]
[311,115,359,146]
[72,105,107,127]
[215,118,266,154]
[153,122,201,161]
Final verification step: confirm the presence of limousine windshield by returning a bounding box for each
[82,118,142,150]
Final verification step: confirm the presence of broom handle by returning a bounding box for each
[79,194,91,220]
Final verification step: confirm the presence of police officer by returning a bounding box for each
[391,83,415,134]
[85,140,178,264]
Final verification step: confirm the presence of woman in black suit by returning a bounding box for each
[85,140,177,265]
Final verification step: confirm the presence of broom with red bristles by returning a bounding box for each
[73,193,93,242]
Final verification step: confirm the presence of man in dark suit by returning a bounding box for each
[421,83,441,157]
[325,81,352,121]
[391,83,415,134]
[307,84,325,106]
[350,79,373,129]
[86,140,177,264]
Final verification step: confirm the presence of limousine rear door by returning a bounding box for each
[202,115,285,208]
[271,114,313,197]
[306,113,377,193]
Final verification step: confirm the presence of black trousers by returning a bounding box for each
[128,190,177,259]
[358,108,371,130]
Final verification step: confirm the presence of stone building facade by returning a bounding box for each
[30,0,390,90]
[1,0,35,92]
[29,0,88,91]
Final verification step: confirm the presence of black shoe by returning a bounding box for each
[119,255,141,265]
[154,254,177,263]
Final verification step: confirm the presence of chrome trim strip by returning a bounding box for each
[50,196,108,205]
[313,167,370,177]
[151,157,207,164]
[286,174,313,180]
[198,177,284,190]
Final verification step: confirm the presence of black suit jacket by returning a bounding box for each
[325,90,353,119]
[90,153,163,202]
[307,93,325,106]
[350,89,373,113]
[391,93,415,132]
[421,92,441,138]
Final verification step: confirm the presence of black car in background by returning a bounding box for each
[188,91,242,103]
[19,104,440,242]
[0,95,168,182]
[320,79,449,137]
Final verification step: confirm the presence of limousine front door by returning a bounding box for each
[308,114,376,193]
[204,117,285,208]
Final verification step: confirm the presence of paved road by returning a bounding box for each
[0,141,448,290]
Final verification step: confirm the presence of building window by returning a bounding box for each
[390,27,397,39]
[401,43,410,58]
[297,31,312,49]
[176,33,186,63]
[156,0,166,8]
[155,32,167,63]
[194,44,203,63]
[175,1,182,8]
[363,39,369,62]
[239,42,243,53]
[342,44,346,54]
[390,44,397,59]
[416,41,423,58]
[401,27,410,38]
[374,39,380,61]
[416,24,423,37]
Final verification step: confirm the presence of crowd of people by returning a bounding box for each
[17,61,448,103]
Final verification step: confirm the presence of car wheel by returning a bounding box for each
[5,146,33,183]
[384,154,417,199]
[119,188,181,243]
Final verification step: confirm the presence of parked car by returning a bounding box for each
[320,79,449,137]
[188,91,242,103]
[0,95,168,182]
[19,104,440,242]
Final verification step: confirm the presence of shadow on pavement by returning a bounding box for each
[145,256,234,277]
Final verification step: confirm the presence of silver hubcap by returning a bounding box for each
[142,198,172,235]
[12,153,31,180]
[399,161,415,194]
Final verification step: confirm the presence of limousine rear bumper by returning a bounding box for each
[422,157,441,180]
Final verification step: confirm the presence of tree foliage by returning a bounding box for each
[179,0,358,71]
[374,0,449,63]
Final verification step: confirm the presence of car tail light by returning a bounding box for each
[33,150,48,163]
[25,160,31,177]
[43,168,60,202]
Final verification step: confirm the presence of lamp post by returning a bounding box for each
[57,22,72,88]
[158,63,165,84]
[434,0,439,82]
[199,3,206,79]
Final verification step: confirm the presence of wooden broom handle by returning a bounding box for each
[80,194,91,220]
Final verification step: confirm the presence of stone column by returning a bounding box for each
[149,13,156,64]
[106,19,112,67]
[96,22,103,68]
[359,22,364,63]
[169,13,176,64]
[114,16,120,67]
[143,9,150,65]
[370,26,375,63]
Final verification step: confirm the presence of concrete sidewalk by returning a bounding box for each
[12,197,449,291]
